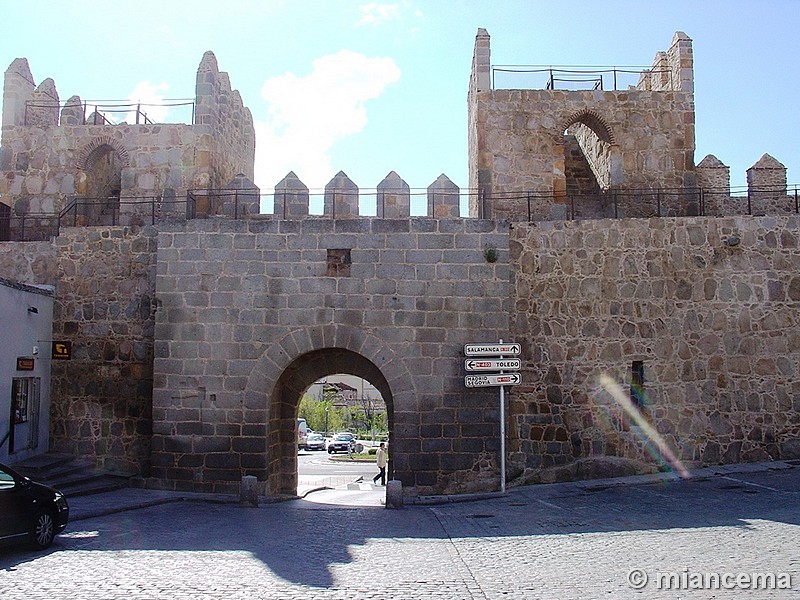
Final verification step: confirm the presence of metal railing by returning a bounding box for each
[511,186,800,222]
[24,98,196,126]
[1,185,799,242]
[188,188,470,219]
[491,65,673,91]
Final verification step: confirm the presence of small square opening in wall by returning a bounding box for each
[327,248,351,277]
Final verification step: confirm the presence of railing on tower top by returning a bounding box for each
[491,65,673,91]
[23,98,197,126]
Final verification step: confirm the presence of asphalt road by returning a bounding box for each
[298,449,382,490]
[2,463,799,599]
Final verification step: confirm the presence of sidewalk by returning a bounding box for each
[67,459,798,521]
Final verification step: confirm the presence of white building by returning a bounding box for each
[0,277,54,463]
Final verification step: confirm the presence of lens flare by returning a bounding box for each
[598,374,691,480]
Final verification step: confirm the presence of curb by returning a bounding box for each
[71,495,187,522]
[68,459,798,520]
[406,491,509,506]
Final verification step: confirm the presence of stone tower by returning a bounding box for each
[468,29,697,220]
[0,52,256,238]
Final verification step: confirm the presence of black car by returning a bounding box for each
[0,462,69,550]
[327,432,356,454]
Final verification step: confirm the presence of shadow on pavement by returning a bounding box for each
[1,465,799,589]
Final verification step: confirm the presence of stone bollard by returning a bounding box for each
[239,475,259,507]
[385,479,403,509]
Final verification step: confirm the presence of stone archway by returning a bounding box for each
[555,109,622,217]
[244,325,415,497]
[272,349,393,495]
[559,109,618,189]
[76,137,130,225]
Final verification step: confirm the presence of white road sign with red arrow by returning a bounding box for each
[464,373,522,388]
[464,358,521,372]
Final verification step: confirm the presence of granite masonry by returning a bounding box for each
[0,30,798,499]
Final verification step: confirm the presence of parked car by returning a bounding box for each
[327,432,357,454]
[0,462,69,550]
[305,433,326,451]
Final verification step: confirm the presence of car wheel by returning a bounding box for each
[354,443,364,453]
[31,509,56,550]
[328,448,333,454]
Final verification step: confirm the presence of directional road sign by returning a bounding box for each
[464,373,522,388]
[464,343,521,357]
[464,358,521,372]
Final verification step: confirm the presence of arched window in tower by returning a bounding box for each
[83,143,123,225]
[560,110,619,219]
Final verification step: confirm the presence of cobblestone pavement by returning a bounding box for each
[2,464,800,600]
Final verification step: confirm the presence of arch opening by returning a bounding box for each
[269,348,394,496]
[81,143,123,225]
[558,110,621,218]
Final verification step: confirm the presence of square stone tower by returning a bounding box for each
[0,52,255,237]
[468,29,696,220]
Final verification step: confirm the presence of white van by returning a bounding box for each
[297,418,309,450]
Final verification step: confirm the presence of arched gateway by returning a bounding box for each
[248,326,407,496]
[149,217,512,499]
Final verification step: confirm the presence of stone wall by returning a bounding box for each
[151,217,511,496]
[49,226,157,474]
[0,227,157,473]
[0,53,254,229]
[468,29,696,220]
[697,153,797,218]
[0,240,57,285]
[193,51,255,188]
[508,215,800,483]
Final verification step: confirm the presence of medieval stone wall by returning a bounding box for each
[0,226,157,474]
[508,215,800,483]
[0,53,254,228]
[469,87,696,220]
[150,217,511,495]
[193,51,255,189]
[6,210,800,494]
[468,30,696,221]
[48,226,157,474]
[0,240,57,285]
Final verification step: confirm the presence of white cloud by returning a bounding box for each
[123,81,171,124]
[254,50,401,195]
[356,2,402,27]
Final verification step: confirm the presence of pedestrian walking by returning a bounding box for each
[373,442,387,486]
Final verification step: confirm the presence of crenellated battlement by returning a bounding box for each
[0,52,254,235]
[696,153,797,216]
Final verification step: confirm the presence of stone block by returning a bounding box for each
[385,480,403,509]
[240,475,260,507]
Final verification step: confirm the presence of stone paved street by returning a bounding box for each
[2,464,800,599]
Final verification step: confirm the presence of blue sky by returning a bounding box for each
[3,0,798,197]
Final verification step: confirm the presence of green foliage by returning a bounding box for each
[298,395,345,434]
[297,392,387,437]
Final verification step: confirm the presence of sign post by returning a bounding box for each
[499,348,506,494]
[463,339,521,494]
